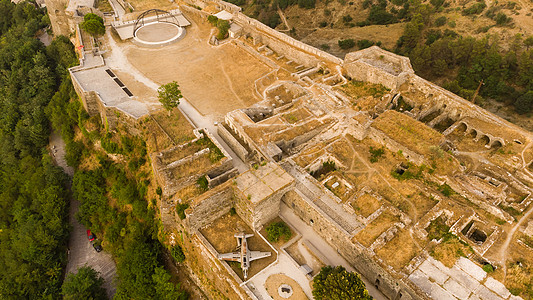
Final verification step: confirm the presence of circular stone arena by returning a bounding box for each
[133,22,185,47]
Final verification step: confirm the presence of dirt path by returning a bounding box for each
[277,7,291,31]
[498,203,533,278]
[50,131,118,298]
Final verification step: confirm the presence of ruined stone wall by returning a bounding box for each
[252,183,294,229]
[367,127,425,165]
[217,124,249,161]
[176,228,253,300]
[231,12,343,66]
[344,61,408,90]
[185,183,235,231]
[276,124,327,153]
[281,190,419,300]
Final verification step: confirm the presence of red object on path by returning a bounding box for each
[87,230,96,242]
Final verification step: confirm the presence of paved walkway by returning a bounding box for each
[50,131,117,298]
[279,203,386,300]
[105,32,248,173]
[108,0,125,19]
[247,251,313,300]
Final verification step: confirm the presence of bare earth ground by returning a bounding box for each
[121,14,272,117]
[264,274,308,300]
[200,213,277,280]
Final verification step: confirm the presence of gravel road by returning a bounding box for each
[50,131,117,298]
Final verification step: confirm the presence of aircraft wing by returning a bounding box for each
[249,251,271,261]
[218,252,241,262]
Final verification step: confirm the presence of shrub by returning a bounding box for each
[197,175,208,192]
[462,2,486,15]
[229,207,237,215]
[171,245,185,263]
[369,146,385,163]
[342,15,353,23]
[338,38,355,49]
[495,12,511,25]
[434,16,447,26]
[207,15,218,26]
[357,39,375,49]
[483,264,494,273]
[216,19,230,40]
[298,0,316,9]
[176,203,189,220]
[266,221,292,242]
[313,266,371,299]
[438,183,455,197]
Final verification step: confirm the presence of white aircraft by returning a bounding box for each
[217,232,271,279]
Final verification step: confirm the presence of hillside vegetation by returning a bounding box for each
[0,0,77,297]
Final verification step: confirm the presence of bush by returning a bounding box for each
[216,19,230,40]
[176,203,189,220]
[313,266,371,300]
[207,15,218,26]
[438,183,455,197]
[367,6,396,25]
[483,264,494,273]
[434,16,447,26]
[357,39,376,49]
[338,38,355,49]
[462,2,486,15]
[171,245,185,263]
[342,15,353,23]
[229,207,237,215]
[197,175,208,192]
[369,146,385,163]
[298,0,316,9]
[266,221,292,242]
[495,12,511,25]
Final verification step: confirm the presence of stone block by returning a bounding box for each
[443,278,471,299]
[408,269,433,296]
[484,277,511,299]
[418,259,449,285]
[456,257,487,281]
[474,284,504,300]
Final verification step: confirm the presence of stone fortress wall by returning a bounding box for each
[69,25,142,131]
[70,1,533,298]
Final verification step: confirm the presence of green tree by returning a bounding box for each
[312,266,372,300]
[152,267,188,300]
[81,13,105,37]
[157,81,183,115]
[266,221,292,242]
[525,36,533,50]
[62,266,107,300]
[515,91,533,114]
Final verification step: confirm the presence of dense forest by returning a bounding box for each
[229,0,533,115]
[0,0,189,298]
[394,0,533,115]
[0,0,76,297]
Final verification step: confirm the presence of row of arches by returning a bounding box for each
[453,122,504,149]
